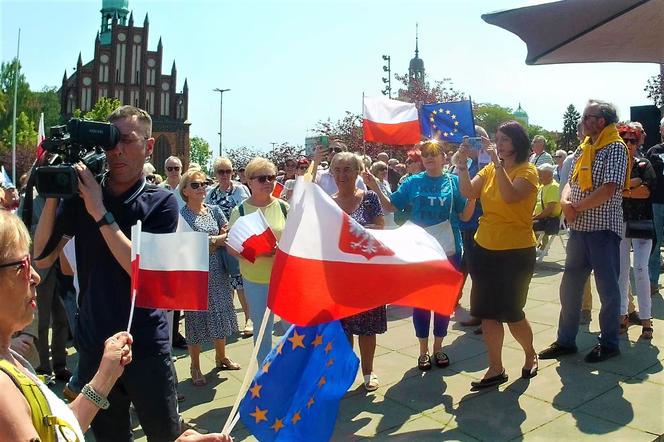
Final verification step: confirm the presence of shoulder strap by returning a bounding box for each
[0,359,60,442]
[278,200,288,219]
[238,204,245,217]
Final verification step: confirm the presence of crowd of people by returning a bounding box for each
[0,99,662,441]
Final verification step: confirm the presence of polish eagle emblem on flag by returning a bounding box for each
[338,213,394,260]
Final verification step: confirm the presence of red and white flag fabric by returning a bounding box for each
[130,222,208,311]
[36,112,46,161]
[267,180,463,326]
[363,96,420,145]
[272,181,284,198]
[227,210,277,263]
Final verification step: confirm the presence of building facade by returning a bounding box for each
[59,0,190,172]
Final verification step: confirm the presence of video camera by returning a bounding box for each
[35,118,120,198]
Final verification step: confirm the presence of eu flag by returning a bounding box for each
[239,321,359,442]
[419,99,476,143]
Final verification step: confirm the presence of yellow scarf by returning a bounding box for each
[571,123,630,192]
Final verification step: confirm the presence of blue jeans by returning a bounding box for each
[557,230,621,351]
[647,203,664,285]
[412,254,461,339]
[78,350,180,442]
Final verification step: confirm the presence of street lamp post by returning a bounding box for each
[213,88,230,157]
[381,55,391,98]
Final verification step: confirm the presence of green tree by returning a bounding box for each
[189,136,212,173]
[527,124,559,153]
[394,73,466,106]
[225,146,262,170]
[1,111,36,149]
[644,73,663,109]
[473,103,525,136]
[30,86,61,129]
[73,97,122,122]
[559,104,581,152]
[266,142,305,169]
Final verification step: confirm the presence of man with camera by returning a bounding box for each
[34,105,181,441]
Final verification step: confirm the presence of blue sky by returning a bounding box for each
[1,0,658,153]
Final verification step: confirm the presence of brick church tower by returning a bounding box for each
[59,0,190,172]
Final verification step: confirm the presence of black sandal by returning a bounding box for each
[640,327,654,340]
[470,370,508,389]
[417,354,432,371]
[434,351,450,368]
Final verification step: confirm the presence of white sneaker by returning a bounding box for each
[363,373,379,392]
[242,319,254,336]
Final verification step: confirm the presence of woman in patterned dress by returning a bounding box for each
[205,157,253,337]
[180,169,240,386]
[330,152,386,392]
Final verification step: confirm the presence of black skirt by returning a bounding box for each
[469,244,536,323]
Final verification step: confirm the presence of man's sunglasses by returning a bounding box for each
[0,254,31,282]
[251,175,276,183]
[189,181,207,189]
[216,169,233,175]
[166,166,181,172]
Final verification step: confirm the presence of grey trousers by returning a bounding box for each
[36,266,69,372]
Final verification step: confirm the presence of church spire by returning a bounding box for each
[408,23,425,91]
[415,23,419,59]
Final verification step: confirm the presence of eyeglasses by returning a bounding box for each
[421,151,439,158]
[189,181,207,189]
[166,166,181,172]
[251,175,277,183]
[146,175,156,182]
[623,138,639,145]
[216,169,233,175]
[582,114,603,121]
[0,254,31,282]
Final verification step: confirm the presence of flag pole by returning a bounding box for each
[127,220,142,332]
[361,92,366,155]
[11,28,21,182]
[221,306,273,435]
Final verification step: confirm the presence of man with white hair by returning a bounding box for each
[553,150,567,183]
[533,163,561,236]
[645,117,664,295]
[529,135,554,167]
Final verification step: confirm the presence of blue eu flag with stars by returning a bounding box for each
[239,320,359,441]
[419,99,476,143]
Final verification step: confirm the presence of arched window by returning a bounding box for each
[153,135,172,174]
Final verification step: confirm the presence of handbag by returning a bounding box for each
[625,219,655,239]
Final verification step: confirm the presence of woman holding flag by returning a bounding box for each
[365,140,475,372]
[180,169,240,387]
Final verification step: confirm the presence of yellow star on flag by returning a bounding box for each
[288,330,306,350]
[262,361,271,374]
[250,406,268,424]
[270,418,285,433]
[312,334,324,348]
[318,376,327,388]
[291,411,302,425]
[249,383,262,399]
[324,342,333,355]
[307,397,315,409]
[326,358,334,367]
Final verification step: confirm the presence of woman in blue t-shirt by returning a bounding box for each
[365,140,475,370]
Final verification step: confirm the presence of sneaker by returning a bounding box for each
[363,373,379,392]
[579,309,592,325]
[584,344,620,363]
[242,319,254,337]
[538,342,578,360]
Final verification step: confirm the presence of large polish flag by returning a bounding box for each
[363,96,420,145]
[130,222,209,311]
[267,180,463,326]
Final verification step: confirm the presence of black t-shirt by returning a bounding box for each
[646,143,664,204]
[623,154,656,222]
[53,178,178,359]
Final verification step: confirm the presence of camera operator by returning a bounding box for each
[34,105,181,442]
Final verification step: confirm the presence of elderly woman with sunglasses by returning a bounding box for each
[228,157,289,364]
[0,210,133,441]
[180,169,240,386]
[365,141,475,372]
[206,157,253,337]
[617,123,655,340]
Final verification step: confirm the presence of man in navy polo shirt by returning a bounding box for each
[35,105,180,441]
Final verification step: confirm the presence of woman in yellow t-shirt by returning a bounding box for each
[456,121,539,389]
[228,157,289,364]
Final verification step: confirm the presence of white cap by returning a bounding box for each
[537,163,557,173]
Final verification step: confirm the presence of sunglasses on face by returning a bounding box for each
[146,175,156,182]
[216,169,233,175]
[189,181,207,189]
[166,166,181,172]
[623,138,639,145]
[0,254,31,282]
[251,175,277,183]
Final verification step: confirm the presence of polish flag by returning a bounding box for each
[36,113,46,161]
[130,222,208,311]
[363,96,420,145]
[267,180,463,326]
[227,210,277,263]
[272,181,284,198]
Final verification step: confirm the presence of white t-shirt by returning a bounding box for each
[315,170,366,195]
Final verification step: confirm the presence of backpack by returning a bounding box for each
[0,359,79,442]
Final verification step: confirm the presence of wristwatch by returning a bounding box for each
[96,211,115,228]
[81,383,110,409]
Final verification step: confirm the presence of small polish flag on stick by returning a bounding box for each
[227,210,277,263]
[363,96,420,145]
[129,221,209,330]
[272,181,284,198]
